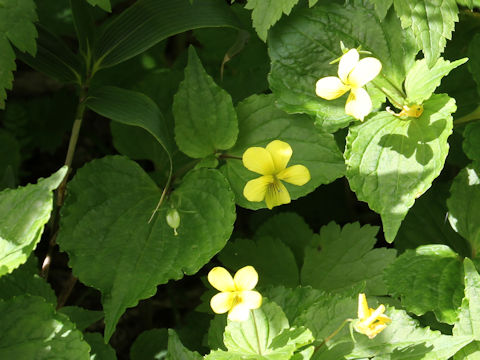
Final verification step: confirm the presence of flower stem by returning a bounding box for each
[454,105,480,126]
[313,319,352,354]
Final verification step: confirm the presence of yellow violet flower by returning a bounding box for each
[208,266,262,321]
[242,140,311,209]
[354,293,391,339]
[387,104,424,119]
[315,48,382,121]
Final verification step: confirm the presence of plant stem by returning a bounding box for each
[313,319,352,354]
[454,105,480,126]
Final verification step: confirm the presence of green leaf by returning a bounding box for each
[173,47,238,159]
[0,0,38,107]
[301,222,396,295]
[221,94,345,210]
[468,34,480,96]
[208,316,227,351]
[0,257,56,303]
[395,182,471,257]
[71,0,97,57]
[218,237,299,288]
[393,0,458,67]
[17,25,82,83]
[94,0,241,69]
[244,0,299,41]
[255,212,313,267]
[86,0,111,11]
[368,0,393,19]
[448,162,480,253]
[456,0,478,8]
[131,329,168,360]
[384,245,464,324]
[57,157,235,341]
[463,122,480,162]
[0,166,67,277]
[405,57,468,104]
[454,258,480,340]
[0,295,90,359]
[58,306,104,331]
[166,329,202,360]
[268,1,416,131]
[454,342,480,360]
[206,300,314,360]
[84,332,117,360]
[345,94,455,242]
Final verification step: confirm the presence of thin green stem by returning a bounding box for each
[148,162,173,223]
[251,310,263,355]
[219,154,242,160]
[313,319,352,354]
[454,105,480,126]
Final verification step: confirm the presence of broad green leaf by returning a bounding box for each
[457,0,480,8]
[405,57,468,104]
[393,0,458,67]
[94,0,241,69]
[244,0,299,41]
[368,0,393,19]
[463,122,480,162]
[131,329,168,360]
[0,257,56,303]
[221,94,345,210]
[0,295,90,359]
[84,332,117,360]
[206,301,314,360]
[384,245,464,324]
[345,94,455,242]
[268,1,416,131]
[166,330,202,360]
[454,259,480,340]
[0,166,67,277]
[395,182,471,257]
[208,316,227,351]
[448,162,480,253]
[454,342,480,360]
[255,212,313,267]
[301,222,396,295]
[0,0,37,107]
[57,157,235,341]
[58,306,104,331]
[173,47,238,159]
[218,237,299,288]
[86,0,111,11]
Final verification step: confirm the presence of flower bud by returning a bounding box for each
[166,209,180,236]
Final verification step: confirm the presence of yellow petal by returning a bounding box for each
[243,175,273,202]
[228,303,251,321]
[365,323,387,339]
[315,77,349,100]
[233,265,258,291]
[277,165,311,186]
[210,292,235,314]
[242,147,275,175]
[208,267,235,292]
[347,57,382,87]
[265,180,290,209]
[363,304,386,327]
[345,87,372,121]
[358,293,370,320]
[239,290,262,310]
[377,313,392,324]
[266,140,292,172]
[338,48,359,83]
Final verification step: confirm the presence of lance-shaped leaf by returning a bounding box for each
[0,0,38,108]
[393,0,458,67]
[384,245,464,324]
[405,57,468,104]
[221,94,345,210]
[86,0,111,12]
[57,156,235,341]
[301,222,396,296]
[173,47,238,159]
[205,301,314,360]
[94,0,241,69]
[345,94,455,242]
[0,166,67,277]
[268,1,416,131]
[448,162,480,252]
[0,295,90,359]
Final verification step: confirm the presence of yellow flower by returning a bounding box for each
[387,104,424,118]
[315,48,382,121]
[208,266,262,321]
[242,140,311,209]
[354,293,391,339]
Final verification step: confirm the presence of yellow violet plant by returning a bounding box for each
[353,293,391,339]
[315,48,382,121]
[208,265,262,321]
[242,140,311,209]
